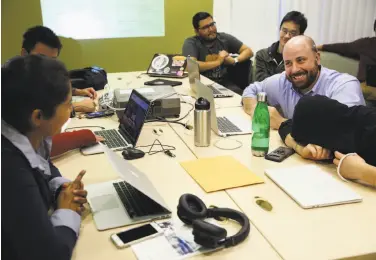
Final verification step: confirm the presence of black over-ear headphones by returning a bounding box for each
[177,194,250,249]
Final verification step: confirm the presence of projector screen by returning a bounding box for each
[40,0,165,40]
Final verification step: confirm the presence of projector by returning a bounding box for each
[113,85,181,119]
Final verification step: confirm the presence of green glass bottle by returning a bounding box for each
[251,92,270,157]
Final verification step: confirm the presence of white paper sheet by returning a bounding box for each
[132,220,219,260]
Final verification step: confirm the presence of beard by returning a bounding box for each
[287,63,320,91]
[200,32,217,43]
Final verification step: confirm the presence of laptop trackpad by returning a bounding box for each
[90,194,120,211]
[87,180,132,230]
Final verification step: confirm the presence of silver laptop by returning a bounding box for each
[187,57,233,98]
[265,165,362,209]
[86,145,171,230]
[196,79,252,137]
[81,89,150,155]
[147,53,188,78]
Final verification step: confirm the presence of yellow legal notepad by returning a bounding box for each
[180,156,264,192]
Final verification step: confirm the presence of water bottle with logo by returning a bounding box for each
[251,92,270,156]
[194,97,211,147]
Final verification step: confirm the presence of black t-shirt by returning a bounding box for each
[182,33,243,80]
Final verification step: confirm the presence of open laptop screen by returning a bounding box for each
[119,90,150,146]
[187,58,201,91]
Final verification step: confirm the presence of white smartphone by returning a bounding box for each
[110,222,163,248]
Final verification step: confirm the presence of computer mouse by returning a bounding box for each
[122,148,145,160]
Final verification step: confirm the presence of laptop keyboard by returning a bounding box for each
[113,181,169,218]
[207,84,222,95]
[94,129,128,148]
[217,117,242,133]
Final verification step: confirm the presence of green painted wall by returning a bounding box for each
[1,0,212,72]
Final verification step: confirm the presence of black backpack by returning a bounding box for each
[69,66,108,90]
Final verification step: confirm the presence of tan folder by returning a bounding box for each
[180,156,264,192]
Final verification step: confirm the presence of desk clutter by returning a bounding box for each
[131,193,251,259]
[113,85,181,119]
[131,220,217,259]
[63,69,374,260]
[4,10,376,259]
[177,193,250,248]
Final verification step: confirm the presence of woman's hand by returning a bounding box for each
[57,170,88,214]
[333,151,364,180]
[95,135,104,142]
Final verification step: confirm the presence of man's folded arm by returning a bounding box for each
[242,81,266,115]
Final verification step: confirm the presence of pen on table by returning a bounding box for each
[177,237,192,254]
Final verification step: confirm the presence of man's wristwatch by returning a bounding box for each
[233,57,239,65]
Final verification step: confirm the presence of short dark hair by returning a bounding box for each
[22,26,63,54]
[192,12,212,30]
[2,55,70,134]
[280,11,308,34]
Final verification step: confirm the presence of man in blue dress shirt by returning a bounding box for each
[242,35,365,130]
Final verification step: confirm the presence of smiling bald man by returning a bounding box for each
[242,35,365,130]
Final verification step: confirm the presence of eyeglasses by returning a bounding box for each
[281,28,298,37]
[199,22,216,31]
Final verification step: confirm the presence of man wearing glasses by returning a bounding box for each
[182,12,253,94]
[255,11,307,82]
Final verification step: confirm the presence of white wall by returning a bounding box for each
[280,0,376,44]
[231,0,280,54]
[214,0,279,54]
[213,0,232,33]
[214,0,376,55]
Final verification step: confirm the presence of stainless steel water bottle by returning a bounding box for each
[194,97,211,147]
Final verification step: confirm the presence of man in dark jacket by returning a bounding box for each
[255,11,307,82]
[317,20,376,105]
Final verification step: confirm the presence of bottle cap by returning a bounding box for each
[195,97,210,110]
[257,92,267,102]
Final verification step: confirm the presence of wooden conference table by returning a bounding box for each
[54,101,280,260]
[54,72,376,260]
